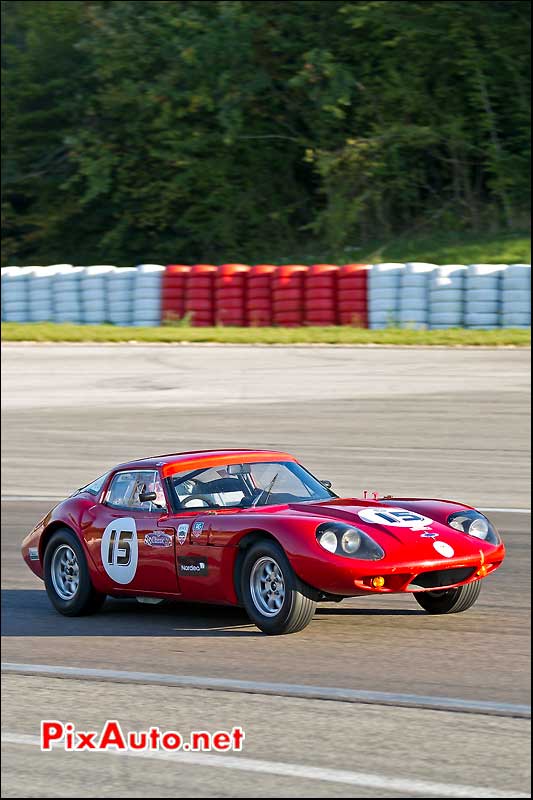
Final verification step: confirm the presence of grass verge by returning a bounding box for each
[1,322,530,346]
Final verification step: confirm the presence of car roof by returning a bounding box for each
[113,449,297,477]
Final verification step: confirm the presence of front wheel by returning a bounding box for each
[44,528,106,616]
[241,541,317,634]
[414,580,481,614]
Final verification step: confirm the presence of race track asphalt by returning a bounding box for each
[1,344,531,798]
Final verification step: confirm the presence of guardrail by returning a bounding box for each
[1,263,530,328]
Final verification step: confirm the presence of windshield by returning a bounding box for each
[168,460,335,510]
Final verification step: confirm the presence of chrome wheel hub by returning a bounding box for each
[51,544,80,600]
[250,556,286,617]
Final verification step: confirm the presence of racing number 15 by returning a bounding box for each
[107,530,132,566]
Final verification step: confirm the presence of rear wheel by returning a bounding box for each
[44,528,106,616]
[414,581,481,614]
[241,540,317,635]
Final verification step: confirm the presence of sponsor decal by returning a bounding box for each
[192,520,205,537]
[420,532,438,539]
[145,531,173,548]
[178,557,208,576]
[28,547,39,561]
[433,540,455,558]
[100,517,138,584]
[177,523,189,545]
[358,507,434,531]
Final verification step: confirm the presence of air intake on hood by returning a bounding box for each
[408,567,474,590]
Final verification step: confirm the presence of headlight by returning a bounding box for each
[318,530,337,553]
[316,523,384,560]
[341,529,361,554]
[447,510,499,544]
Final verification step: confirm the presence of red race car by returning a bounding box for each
[21,449,505,635]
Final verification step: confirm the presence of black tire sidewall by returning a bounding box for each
[241,541,306,634]
[44,529,99,616]
[414,580,481,614]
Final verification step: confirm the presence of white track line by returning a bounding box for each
[2,663,530,719]
[479,507,531,514]
[1,733,528,798]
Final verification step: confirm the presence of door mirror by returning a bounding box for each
[139,491,157,503]
[320,480,332,489]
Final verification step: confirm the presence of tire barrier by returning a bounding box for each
[107,267,135,326]
[428,265,466,329]
[368,263,404,329]
[272,265,307,327]
[398,262,436,329]
[216,264,250,326]
[247,264,277,326]
[501,264,531,328]
[337,264,369,327]
[305,264,339,326]
[132,264,164,326]
[185,264,217,326]
[162,265,191,322]
[464,264,506,330]
[1,263,531,329]
[52,265,84,323]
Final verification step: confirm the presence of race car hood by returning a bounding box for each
[284,497,496,558]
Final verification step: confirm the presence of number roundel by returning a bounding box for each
[358,507,434,531]
[101,517,138,584]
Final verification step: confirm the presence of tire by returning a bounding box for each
[44,528,106,616]
[240,540,317,634]
[414,580,481,614]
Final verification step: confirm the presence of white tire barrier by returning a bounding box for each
[133,264,164,326]
[368,263,404,329]
[464,264,505,329]
[398,262,436,327]
[429,265,467,328]
[501,263,531,328]
[1,266,32,321]
[51,264,82,323]
[80,265,116,324]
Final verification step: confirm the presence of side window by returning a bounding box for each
[106,470,167,512]
[78,473,109,497]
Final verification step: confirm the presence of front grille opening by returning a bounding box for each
[408,567,474,590]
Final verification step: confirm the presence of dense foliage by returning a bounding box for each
[2,0,530,265]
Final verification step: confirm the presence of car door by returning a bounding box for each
[82,469,180,596]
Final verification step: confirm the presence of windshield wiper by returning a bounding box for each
[252,472,279,507]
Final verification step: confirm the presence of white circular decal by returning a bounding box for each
[358,507,434,531]
[433,541,455,559]
[101,517,138,584]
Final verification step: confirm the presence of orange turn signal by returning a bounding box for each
[371,576,385,588]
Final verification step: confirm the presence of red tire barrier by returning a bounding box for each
[162,265,191,321]
[247,264,277,326]
[216,263,250,326]
[305,264,339,325]
[272,265,307,326]
[186,264,217,326]
[338,264,370,326]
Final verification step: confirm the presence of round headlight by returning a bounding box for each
[469,517,490,539]
[341,529,361,554]
[449,514,469,532]
[319,530,338,553]
[447,510,499,544]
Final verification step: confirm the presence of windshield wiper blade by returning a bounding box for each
[252,472,279,507]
